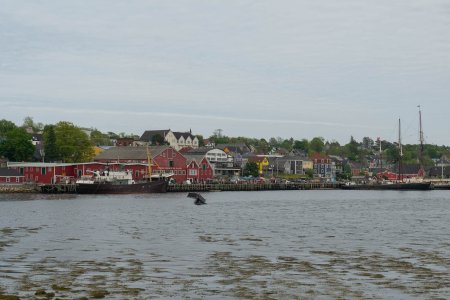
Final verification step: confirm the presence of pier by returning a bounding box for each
[39,183,77,194]
[167,182,339,192]
[33,182,340,194]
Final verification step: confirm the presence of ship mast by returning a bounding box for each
[418,105,425,177]
[147,146,152,178]
[378,137,383,179]
[398,118,403,182]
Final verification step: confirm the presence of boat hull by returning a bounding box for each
[340,182,433,190]
[76,180,168,194]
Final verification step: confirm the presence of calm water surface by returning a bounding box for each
[0,190,449,299]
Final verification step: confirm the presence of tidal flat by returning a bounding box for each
[1,191,449,299]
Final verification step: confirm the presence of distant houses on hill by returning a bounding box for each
[3,126,448,186]
[139,129,199,150]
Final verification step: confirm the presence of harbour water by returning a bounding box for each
[1,190,449,299]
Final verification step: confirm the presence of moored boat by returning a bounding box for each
[76,170,169,194]
[340,181,433,190]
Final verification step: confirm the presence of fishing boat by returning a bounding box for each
[341,180,433,190]
[342,106,433,191]
[76,147,170,194]
[75,170,169,194]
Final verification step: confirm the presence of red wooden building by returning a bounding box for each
[185,155,214,183]
[7,162,77,184]
[94,146,188,183]
[0,168,25,184]
[6,146,217,185]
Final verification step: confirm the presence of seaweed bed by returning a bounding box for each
[1,228,450,299]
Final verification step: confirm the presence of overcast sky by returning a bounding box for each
[1,0,449,145]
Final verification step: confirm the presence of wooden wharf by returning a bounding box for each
[167,182,339,192]
[40,183,77,194]
[34,182,339,194]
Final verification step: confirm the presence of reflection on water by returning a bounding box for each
[1,191,449,299]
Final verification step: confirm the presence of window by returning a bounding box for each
[202,164,207,170]
[189,169,197,176]
[41,167,46,175]
[6,177,10,183]
[169,160,174,168]
[16,177,20,183]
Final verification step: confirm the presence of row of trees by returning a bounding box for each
[208,130,450,167]
[0,118,94,163]
[2,118,450,167]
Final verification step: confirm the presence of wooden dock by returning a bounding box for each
[167,182,339,192]
[40,183,77,194]
[35,182,339,194]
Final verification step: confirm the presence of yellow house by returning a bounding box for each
[302,159,313,170]
[249,156,269,175]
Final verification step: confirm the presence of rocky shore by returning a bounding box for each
[0,184,38,193]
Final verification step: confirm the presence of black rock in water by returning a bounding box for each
[187,192,206,205]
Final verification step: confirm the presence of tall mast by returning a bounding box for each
[398,118,403,181]
[418,105,425,177]
[147,146,152,178]
[378,137,383,179]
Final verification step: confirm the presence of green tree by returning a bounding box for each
[90,129,113,146]
[326,140,342,156]
[0,127,35,161]
[305,168,314,179]
[243,161,259,177]
[43,125,59,162]
[280,138,294,152]
[254,138,270,154]
[0,119,17,140]
[309,137,325,154]
[362,137,374,150]
[22,116,43,132]
[344,136,360,161]
[54,121,94,162]
[293,139,309,153]
[196,135,205,147]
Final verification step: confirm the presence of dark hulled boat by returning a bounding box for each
[343,107,434,191]
[340,181,433,191]
[76,170,169,194]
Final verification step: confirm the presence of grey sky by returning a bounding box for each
[1,0,449,145]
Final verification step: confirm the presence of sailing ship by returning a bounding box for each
[342,106,433,190]
[76,147,170,194]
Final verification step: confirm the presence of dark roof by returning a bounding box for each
[428,166,450,177]
[94,146,170,161]
[216,143,251,154]
[0,168,23,177]
[401,164,421,175]
[185,147,212,155]
[173,131,196,140]
[140,130,170,142]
